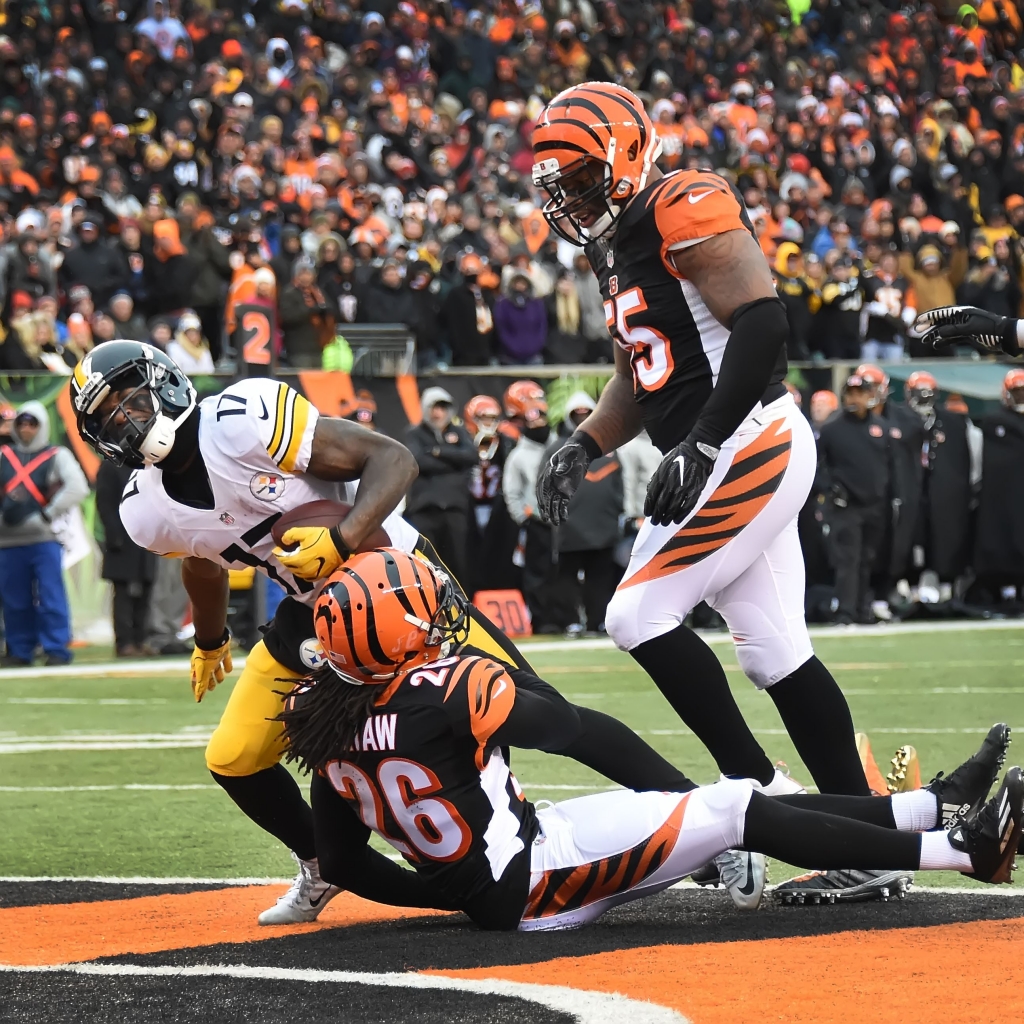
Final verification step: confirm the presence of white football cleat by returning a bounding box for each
[714,849,766,910]
[756,763,807,797]
[258,853,341,925]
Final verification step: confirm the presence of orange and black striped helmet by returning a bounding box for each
[905,370,938,415]
[532,83,661,245]
[313,549,469,685]
[502,380,546,422]
[856,363,889,407]
[1003,368,1024,412]
[463,394,501,437]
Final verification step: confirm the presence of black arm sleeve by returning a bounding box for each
[310,772,461,911]
[489,676,582,752]
[689,296,790,450]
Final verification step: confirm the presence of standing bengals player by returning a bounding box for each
[532,83,885,901]
[282,550,1020,929]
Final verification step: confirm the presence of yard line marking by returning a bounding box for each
[0,963,691,1024]
[0,658,206,681]
[0,784,221,793]
[0,875,293,885]
[6,698,170,705]
[641,727,1022,737]
[0,739,212,754]
[841,688,1024,696]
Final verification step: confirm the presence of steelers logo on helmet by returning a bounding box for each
[313,549,469,686]
[71,340,197,468]
[299,637,327,670]
[532,83,662,245]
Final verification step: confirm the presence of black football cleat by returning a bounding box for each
[773,868,913,905]
[926,723,1010,829]
[948,766,1023,884]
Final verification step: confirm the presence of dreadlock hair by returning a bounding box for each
[277,665,385,775]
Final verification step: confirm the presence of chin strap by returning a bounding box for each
[139,396,196,464]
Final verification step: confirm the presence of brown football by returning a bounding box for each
[270,499,393,551]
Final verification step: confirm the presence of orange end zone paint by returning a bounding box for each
[433,917,1024,1023]
[0,887,448,967]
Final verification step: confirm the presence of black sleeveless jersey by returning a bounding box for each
[320,654,538,902]
[586,170,788,453]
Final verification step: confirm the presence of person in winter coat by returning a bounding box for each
[403,387,478,583]
[177,199,232,361]
[0,402,89,666]
[166,309,215,374]
[439,252,495,366]
[145,218,200,317]
[96,461,157,657]
[362,259,421,330]
[494,272,547,364]
[59,215,128,309]
[278,256,334,368]
[545,392,624,635]
[772,242,817,360]
[108,292,148,340]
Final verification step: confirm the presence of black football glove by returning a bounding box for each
[913,306,1021,356]
[644,436,719,527]
[537,439,591,526]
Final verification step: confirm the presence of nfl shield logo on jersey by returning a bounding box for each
[299,638,326,670]
[219,512,235,525]
[250,472,286,502]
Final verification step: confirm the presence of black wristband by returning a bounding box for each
[195,627,230,652]
[328,524,353,559]
[569,429,603,462]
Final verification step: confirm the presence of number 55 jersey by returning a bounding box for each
[118,377,418,605]
[585,168,789,454]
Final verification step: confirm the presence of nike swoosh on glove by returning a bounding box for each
[644,436,719,527]
[913,306,1020,356]
[190,637,233,702]
[536,440,591,525]
[272,526,350,582]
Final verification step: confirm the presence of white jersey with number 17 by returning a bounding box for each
[118,377,418,607]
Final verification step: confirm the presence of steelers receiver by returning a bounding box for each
[72,340,694,924]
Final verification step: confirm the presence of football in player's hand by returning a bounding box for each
[270,499,392,551]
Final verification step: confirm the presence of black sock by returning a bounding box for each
[767,656,870,796]
[773,792,896,829]
[559,706,697,792]
[630,624,775,785]
[743,791,919,870]
[212,764,316,860]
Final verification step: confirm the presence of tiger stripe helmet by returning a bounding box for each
[463,394,501,438]
[1003,368,1024,413]
[905,370,938,416]
[502,380,547,423]
[313,549,469,685]
[856,363,889,407]
[532,83,661,245]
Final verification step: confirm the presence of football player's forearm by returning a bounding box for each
[577,368,643,455]
[343,445,418,548]
[182,557,229,646]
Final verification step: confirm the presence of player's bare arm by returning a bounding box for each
[305,417,417,549]
[644,229,790,526]
[537,338,644,525]
[182,555,232,701]
[272,417,417,582]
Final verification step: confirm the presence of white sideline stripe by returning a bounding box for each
[2,618,1023,679]
[0,963,690,1024]
[6,698,170,705]
[642,727,1023,737]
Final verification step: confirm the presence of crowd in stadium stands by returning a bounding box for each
[6,367,1024,666]
[0,0,1024,367]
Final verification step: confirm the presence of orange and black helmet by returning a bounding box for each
[502,380,546,423]
[856,363,889,407]
[1003,368,1024,412]
[905,370,938,415]
[532,82,661,245]
[313,549,469,685]
[463,394,501,437]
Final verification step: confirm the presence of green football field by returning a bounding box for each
[3,622,1023,891]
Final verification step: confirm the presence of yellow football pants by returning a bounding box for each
[205,603,532,777]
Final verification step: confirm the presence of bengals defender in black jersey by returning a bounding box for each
[281,550,1021,929]
[530,83,887,900]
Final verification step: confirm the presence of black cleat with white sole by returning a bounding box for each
[948,766,1024,884]
[926,723,1010,829]
[773,869,913,905]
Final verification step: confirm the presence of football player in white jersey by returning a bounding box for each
[71,341,702,924]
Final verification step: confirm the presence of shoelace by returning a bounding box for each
[276,856,315,905]
[714,850,748,889]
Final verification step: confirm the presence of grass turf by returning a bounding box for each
[2,626,1023,889]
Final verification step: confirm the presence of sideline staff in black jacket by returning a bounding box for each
[404,386,478,583]
[817,374,891,624]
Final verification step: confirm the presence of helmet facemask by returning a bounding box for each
[907,385,936,418]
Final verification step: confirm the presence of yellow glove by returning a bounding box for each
[271,526,350,582]
[190,633,233,703]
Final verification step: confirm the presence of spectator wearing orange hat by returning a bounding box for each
[440,252,496,366]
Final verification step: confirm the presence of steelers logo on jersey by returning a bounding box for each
[250,472,286,502]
